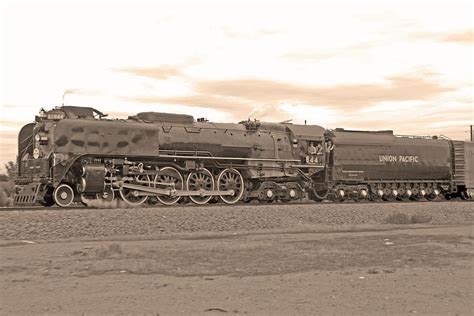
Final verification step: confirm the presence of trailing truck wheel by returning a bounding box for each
[154,167,184,206]
[53,184,75,207]
[119,175,150,207]
[186,168,215,205]
[217,168,244,204]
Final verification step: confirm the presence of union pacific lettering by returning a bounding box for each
[379,155,419,163]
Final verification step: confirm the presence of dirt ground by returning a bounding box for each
[0,202,473,315]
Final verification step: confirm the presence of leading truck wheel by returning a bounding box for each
[53,184,75,207]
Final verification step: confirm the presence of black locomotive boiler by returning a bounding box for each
[14,106,473,207]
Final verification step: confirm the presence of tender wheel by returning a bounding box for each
[53,184,75,207]
[186,168,215,205]
[119,175,150,206]
[154,167,184,206]
[217,168,244,204]
[332,189,345,202]
[368,188,383,202]
[382,188,395,201]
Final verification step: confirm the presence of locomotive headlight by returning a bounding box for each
[33,148,40,159]
[289,189,296,198]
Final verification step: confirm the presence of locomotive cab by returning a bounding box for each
[284,124,328,168]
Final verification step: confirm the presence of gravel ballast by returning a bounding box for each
[0,202,472,241]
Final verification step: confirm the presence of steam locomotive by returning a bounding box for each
[14,106,473,207]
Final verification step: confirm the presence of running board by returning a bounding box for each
[119,182,235,197]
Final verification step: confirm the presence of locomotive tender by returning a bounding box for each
[14,106,473,207]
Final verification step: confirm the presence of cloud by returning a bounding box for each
[282,42,379,61]
[121,94,255,117]
[122,70,454,121]
[121,94,298,121]
[115,66,183,80]
[411,30,474,44]
[334,102,473,139]
[222,26,281,40]
[440,30,474,43]
[194,70,453,109]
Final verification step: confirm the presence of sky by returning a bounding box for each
[0,1,473,173]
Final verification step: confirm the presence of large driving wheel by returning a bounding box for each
[186,168,215,205]
[119,175,150,206]
[217,168,244,204]
[154,167,184,205]
[53,184,75,207]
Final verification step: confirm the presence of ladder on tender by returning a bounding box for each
[452,141,465,185]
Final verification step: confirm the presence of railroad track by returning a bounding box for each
[1,198,472,212]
